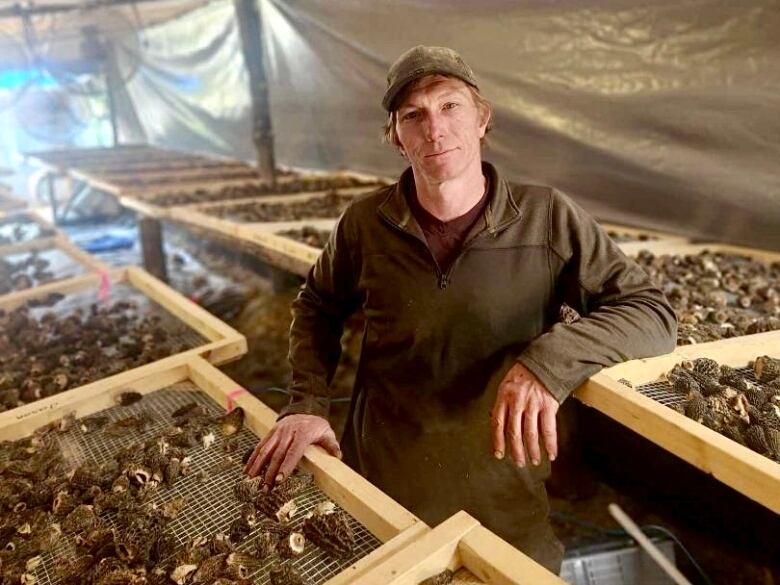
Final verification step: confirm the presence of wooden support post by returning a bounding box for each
[138,215,168,282]
[233,0,275,181]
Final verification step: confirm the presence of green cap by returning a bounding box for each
[382,45,479,112]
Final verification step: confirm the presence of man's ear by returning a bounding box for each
[478,105,492,137]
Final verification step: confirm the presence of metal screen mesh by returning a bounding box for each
[31,384,383,585]
[635,366,764,410]
[2,248,89,289]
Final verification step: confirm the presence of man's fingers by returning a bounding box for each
[523,406,541,466]
[540,406,558,462]
[277,439,310,481]
[507,400,526,467]
[316,432,342,459]
[263,431,293,488]
[491,399,507,459]
[245,432,279,478]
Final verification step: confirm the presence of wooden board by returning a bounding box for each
[0,189,27,212]
[618,240,780,262]
[243,219,336,277]
[0,355,425,583]
[342,510,566,585]
[574,329,780,513]
[600,221,689,246]
[0,266,246,426]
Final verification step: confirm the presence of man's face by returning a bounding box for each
[394,75,489,184]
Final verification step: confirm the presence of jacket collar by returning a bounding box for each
[377,161,522,239]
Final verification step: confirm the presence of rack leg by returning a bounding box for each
[139,216,168,282]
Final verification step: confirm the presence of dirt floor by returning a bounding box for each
[67,215,780,584]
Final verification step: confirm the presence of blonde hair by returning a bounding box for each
[382,77,493,153]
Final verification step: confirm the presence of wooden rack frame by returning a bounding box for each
[118,172,382,220]
[341,510,566,585]
[601,222,689,250]
[618,239,780,262]
[0,355,562,584]
[240,218,336,277]
[171,186,374,239]
[202,216,701,280]
[0,189,27,212]
[574,329,780,513]
[0,266,246,425]
[0,235,109,298]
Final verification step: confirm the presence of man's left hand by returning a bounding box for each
[490,362,559,467]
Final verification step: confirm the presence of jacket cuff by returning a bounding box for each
[516,352,573,404]
[277,394,330,421]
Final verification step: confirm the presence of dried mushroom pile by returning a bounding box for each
[277,228,330,250]
[0,394,358,585]
[0,217,56,245]
[0,298,199,411]
[659,356,780,461]
[139,177,379,208]
[209,193,357,223]
[229,472,356,585]
[635,250,780,344]
[0,252,58,295]
[0,398,245,584]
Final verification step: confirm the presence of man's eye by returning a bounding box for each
[443,102,458,110]
[402,111,419,121]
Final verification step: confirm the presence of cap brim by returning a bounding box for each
[382,69,478,111]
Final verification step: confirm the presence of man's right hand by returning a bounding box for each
[243,414,342,489]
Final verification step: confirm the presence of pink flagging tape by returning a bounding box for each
[98,269,111,302]
[226,387,248,412]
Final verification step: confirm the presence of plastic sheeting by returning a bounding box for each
[120,0,779,249]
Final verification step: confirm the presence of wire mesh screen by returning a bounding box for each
[0,248,89,293]
[635,366,764,410]
[31,385,383,585]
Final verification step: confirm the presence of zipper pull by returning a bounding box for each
[439,274,449,289]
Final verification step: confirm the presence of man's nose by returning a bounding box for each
[423,111,445,142]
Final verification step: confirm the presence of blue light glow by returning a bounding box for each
[0,70,58,90]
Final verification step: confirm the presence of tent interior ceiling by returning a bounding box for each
[0,0,209,36]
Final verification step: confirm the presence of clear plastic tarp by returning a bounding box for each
[6,0,780,249]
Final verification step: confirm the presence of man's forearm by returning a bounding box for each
[518,288,677,402]
[280,282,350,418]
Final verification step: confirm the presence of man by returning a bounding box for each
[246,45,677,572]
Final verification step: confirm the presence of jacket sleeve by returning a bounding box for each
[278,208,362,419]
[517,190,678,403]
